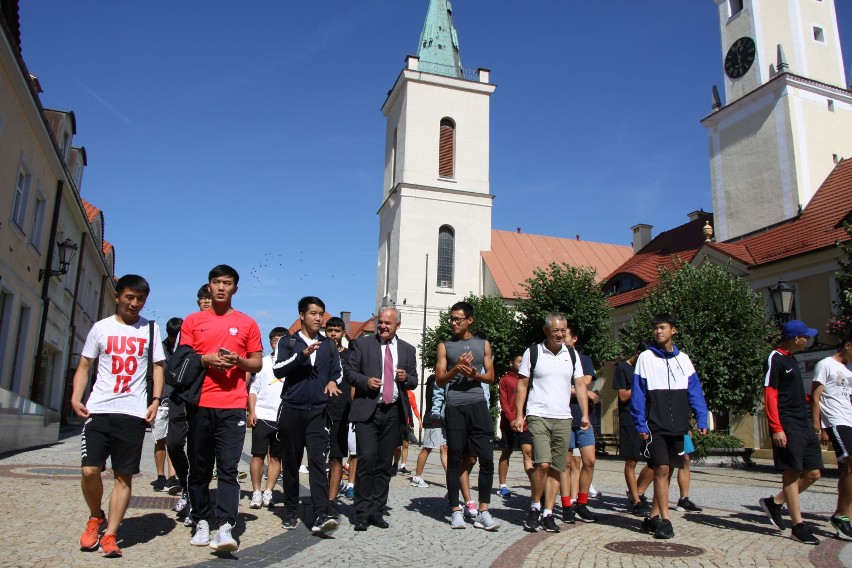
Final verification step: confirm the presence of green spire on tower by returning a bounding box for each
[417,0,463,77]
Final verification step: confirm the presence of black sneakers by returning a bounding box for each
[676,497,703,513]
[654,518,675,539]
[791,522,820,545]
[311,513,339,534]
[574,503,598,523]
[540,514,560,533]
[642,515,662,534]
[759,497,786,530]
[563,505,576,524]
[152,476,167,492]
[631,499,651,517]
[831,515,852,541]
[282,514,299,530]
[523,509,541,532]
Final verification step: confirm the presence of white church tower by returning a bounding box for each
[376,0,495,350]
[702,0,852,241]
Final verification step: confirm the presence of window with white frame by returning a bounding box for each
[437,225,455,288]
[12,162,32,231]
[729,0,743,17]
[29,189,47,251]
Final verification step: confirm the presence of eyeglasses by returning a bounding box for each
[449,316,468,323]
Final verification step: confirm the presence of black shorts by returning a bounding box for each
[81,413,147,475]
[619,422,645,461]
[500,426,532,451]
[644,432,684,469]
[828,425,852,464]
[329,417,349,460]
[773,429,824,472]
[251,419,282,456]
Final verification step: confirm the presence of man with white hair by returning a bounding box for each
[513,312,590,533]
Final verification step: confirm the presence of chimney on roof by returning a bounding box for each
[687,210,704,221]
[340,311,351,329]
[516,227,521,233]
[631,224,653,253]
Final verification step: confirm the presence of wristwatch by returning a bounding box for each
[151,396,161,403]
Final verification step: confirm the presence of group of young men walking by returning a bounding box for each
[69,266,852,557]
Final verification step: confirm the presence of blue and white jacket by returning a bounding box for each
[630,344,708,436]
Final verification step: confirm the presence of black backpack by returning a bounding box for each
[527,342,577,392]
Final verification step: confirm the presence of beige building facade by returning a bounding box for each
[0,4,115,452]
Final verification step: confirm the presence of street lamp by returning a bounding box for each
[39,237,78,281]
[770,280,795,323]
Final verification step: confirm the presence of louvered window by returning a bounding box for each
[438,118,455,179]
[437,225,454,288]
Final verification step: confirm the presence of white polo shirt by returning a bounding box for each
[518,342,583,419]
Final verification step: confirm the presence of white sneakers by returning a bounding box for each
[410,476,429,488]
[209,522,238,552]
[249,491,263,509]
[190,520,210,546]
[262,489,273,507]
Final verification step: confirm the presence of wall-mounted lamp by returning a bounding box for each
[770,280,795,324]
[39,237,78,281]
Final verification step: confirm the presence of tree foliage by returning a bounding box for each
[828,222,852,337]
[514,262,618,365]
[619,261,776,415]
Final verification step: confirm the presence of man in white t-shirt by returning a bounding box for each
[70,274,165,559]
[811,332,852,541]
[247,326,288,509]
[512,312,589,533]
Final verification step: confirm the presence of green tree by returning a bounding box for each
[514,262,618,365]
[828,222,852,337]
[619,261,775,415]
[420,294,519,418]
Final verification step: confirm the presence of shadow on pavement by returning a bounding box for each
[404,496,450,522]
[684,511,787,537]
[120,513,177,548]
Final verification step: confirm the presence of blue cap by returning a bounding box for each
[781,320,818,338]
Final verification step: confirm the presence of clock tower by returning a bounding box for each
[376,0,495,350]
[702,0,852,241]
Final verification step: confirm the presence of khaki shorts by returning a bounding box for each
[527,415,572,472]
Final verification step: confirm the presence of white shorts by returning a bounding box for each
[348,423,357,456]
[150,404,169,442]
[423,427,446,449]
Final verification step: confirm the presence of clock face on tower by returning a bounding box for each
[724,37,756,79]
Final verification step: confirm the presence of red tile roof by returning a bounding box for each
[726,159,852,265]
[482,229,633,299]
[604,213,712,307]
[81,199,101,223]
[605,159,852,308]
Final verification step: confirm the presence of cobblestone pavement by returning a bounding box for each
[1,427,851,567]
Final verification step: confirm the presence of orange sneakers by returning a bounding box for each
[99,533,122,558]
[79,514,105,551]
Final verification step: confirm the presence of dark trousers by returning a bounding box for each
[278,406,336,518]
[353,403,402,521]
[186,406,246,526]
[165,399,189,489]
[445,401,494,507]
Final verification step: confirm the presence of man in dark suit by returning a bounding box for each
[345,306,418,530]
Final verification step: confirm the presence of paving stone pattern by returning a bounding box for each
[1,427,851,567]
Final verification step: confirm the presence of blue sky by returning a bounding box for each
[18,1,851,341]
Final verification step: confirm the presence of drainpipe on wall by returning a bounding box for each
[31,180,64,406]
[60,231,86,424]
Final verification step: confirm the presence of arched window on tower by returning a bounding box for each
[438,118,455,179]
[437,225,454,288]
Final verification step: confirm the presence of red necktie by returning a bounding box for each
[383,343,394,404]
